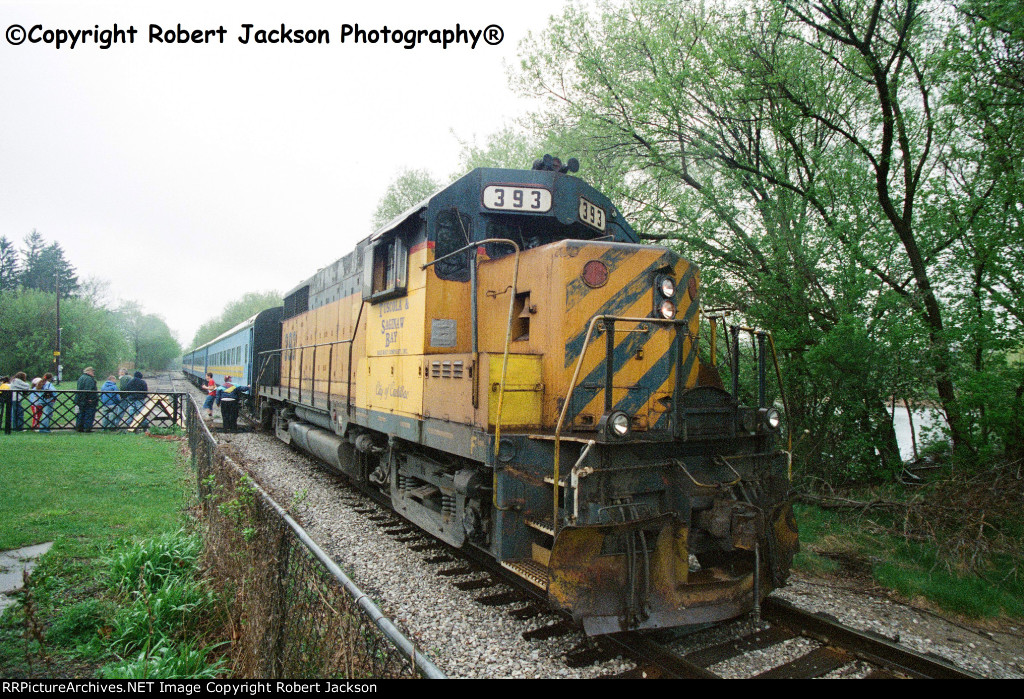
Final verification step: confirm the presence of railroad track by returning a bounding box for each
[213,413,984,679]
[596,597,981,679]
[335,481,982,679]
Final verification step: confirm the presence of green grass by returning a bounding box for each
[793,502,1024,620]
[0,432,196,678]
[0,432,187,553]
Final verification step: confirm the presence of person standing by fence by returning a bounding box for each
[39,373,55,433]
[29,377,43,429]
[9,372,31,431]
[75,367,99,432]
[115,368,131,427]
[100,375,121,430]
[1,376,10,435]
[123,371,149,432]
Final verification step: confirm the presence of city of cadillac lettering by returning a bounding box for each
[375,381,410,400]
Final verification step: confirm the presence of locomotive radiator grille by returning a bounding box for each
[430,360,464,379]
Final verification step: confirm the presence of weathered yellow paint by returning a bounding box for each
[365,354,422,418]
[422,353,475,424]
[422,272,473,355]
[532,542,552,567]
[278,239,703,434]
[474,241,700,431]
[486,353,543,428]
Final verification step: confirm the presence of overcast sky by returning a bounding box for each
[1,0,568,346]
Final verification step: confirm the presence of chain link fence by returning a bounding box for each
[1,390,185,434]
[184,398,444,679]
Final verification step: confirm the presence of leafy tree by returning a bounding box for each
[371,168,444,230]
[79,276,114,309]
[455,126,546,171]
[514,0,1024,475]
[190,291,283,349]
[117,301,181,371]
[135,315,181,371]
[933,0,1024,456]
[0,289,127,382]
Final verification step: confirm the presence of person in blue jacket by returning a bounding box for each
[216,376,249,432]
[100,375,121,430]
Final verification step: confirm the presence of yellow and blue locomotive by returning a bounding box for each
[256,158,798,634]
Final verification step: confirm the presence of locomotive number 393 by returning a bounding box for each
[482,185,552,212]
[578,196,606,231]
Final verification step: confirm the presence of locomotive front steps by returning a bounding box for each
[525,517,555,537]
[500,558,549,589]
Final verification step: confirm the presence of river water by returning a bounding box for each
[890,407,945,461]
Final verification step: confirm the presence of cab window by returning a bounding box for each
[368,235,408,301]
[434,209,472,282]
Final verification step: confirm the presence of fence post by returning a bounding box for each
[3,390,11,435]
[271,527,292,678]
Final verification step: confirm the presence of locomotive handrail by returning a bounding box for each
[423,237,522,514]
[257,333,358,411]
[553,314,693,537]
[255,295,366,419]
[704,317,793,459]
[766,332,792,457]
[700,317,794,477]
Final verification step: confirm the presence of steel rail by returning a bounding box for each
[762,597,981,679]
[602,634,720,679]
[597,597,982,679]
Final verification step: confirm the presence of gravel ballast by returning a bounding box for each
[176,377,1024,679]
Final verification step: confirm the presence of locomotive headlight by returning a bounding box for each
[658,275,676,298]
[601,410,631,438]
[659,299,676,319]
[759,407,782,430]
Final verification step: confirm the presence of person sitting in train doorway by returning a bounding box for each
[216,376,248,432]
[202,372,217,418]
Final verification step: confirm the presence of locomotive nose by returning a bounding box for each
[547,501,798,635]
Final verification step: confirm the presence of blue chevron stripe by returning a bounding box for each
[652,341,699,431]
[613,332,700,421]
[564,257,691,368]
[563,295,701,425]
